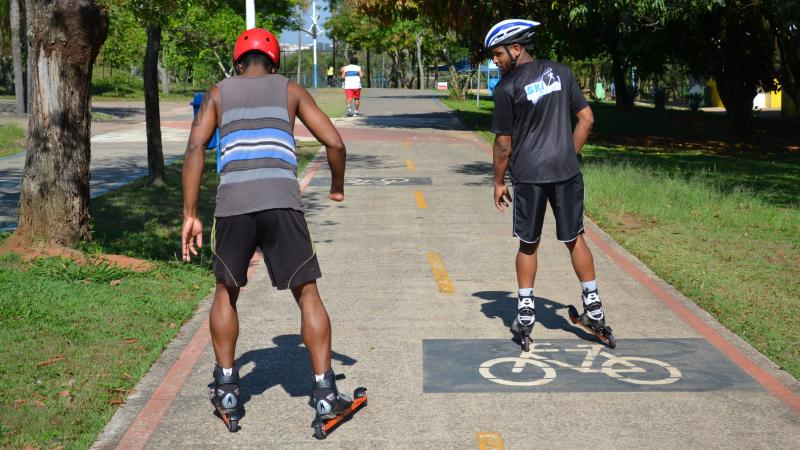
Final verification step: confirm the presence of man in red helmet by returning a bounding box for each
[181,27,351,431]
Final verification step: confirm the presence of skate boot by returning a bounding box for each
[346,104,354,117]
[209,365,241,432]
[311,369,367,439]
[511,293,536,352]
[568,289,616,348]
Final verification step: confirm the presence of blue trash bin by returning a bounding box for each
[190,92,221,172]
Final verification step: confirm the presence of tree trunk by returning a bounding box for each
[366,48,371,88]
[389,50,399,88]
[158,57,169,95]
[610,49,630,109]
[15,0,108,246]
[416,32,425,90]
[10,0,26,113]
[442,46,464,100]
[144,24,165,186]
[25,0,33,114]
[714,66,757,139]
[297,29,302,85]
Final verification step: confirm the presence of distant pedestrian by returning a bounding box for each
[327,65,335,87]
[340,56,363,116]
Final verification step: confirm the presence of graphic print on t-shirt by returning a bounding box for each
[524,68,561,104]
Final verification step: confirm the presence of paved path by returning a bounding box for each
[93,89,798,449]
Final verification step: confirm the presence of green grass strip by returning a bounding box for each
[0,123,25,158]
[441,97,800,380]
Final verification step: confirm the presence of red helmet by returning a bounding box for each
[233,28,280,65]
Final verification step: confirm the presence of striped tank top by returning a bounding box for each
[214,74,303,217]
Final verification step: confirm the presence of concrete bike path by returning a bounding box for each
[94,89,799,449]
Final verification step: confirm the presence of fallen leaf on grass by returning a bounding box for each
[59,390,71,398]
[110,279,122,287]
[67,378,76,386]
[36,355,65,367]
[123,338,138,344]
[14,399,25,408]
[169,322,176,328]
[109,399,124,406]
[20,446,38,450]
[49,446,65,450]
[32,400,45,408]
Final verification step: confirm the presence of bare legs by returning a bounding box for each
[209,280,332,375]
[291,281,331,375]
[210,282,240,368]
[515,234,596,290]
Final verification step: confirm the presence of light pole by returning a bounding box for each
[245,0,255,29]
[302,1,326,88]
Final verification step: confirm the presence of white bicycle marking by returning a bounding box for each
[345,177,411,186]
[478,343,682,386]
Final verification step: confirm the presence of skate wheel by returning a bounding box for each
[228,418,238,432]
[522,335,530,352]
[354,387,367,399]
[314,421,327,440]
[604,329,617,349]
[567,305,579,324]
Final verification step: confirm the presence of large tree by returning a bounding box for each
[14,0,109,246]
[9,0,25,113]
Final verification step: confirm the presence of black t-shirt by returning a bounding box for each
[491,60,588,183]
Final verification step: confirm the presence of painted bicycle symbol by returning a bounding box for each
[479,343,682,386]
[345,177,410,186]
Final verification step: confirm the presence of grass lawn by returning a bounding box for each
[0,142,321,449]
[0,124,25,158]
[441,97,800,379]
[309,87,345,118]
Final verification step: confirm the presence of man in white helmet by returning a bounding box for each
[485,19,614,349]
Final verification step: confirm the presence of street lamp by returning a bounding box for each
[245,0,255,29]
[300,1,326,88]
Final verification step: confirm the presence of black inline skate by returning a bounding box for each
[311,369,367,439]
[511,293,536,352]
[209,365,241,432]
[568,288,616,348]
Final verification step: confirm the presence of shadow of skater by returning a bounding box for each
[473,290,596,343]
[207,334,358,419]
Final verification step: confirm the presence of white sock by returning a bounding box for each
[314,373,325,382]
[518,288,534,297]
[581,280,597,293]
[222,367,233,377]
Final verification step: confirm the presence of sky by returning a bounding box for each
[278,2,332,46]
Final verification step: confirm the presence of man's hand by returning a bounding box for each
[181,216,203,261]
[328,188,344,202]
[494,183,512,212]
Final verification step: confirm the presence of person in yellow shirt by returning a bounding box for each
[326,65,335,87]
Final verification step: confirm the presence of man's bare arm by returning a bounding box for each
[183,86,218,218]
[290,82,346,201]
[493,134,513,212]
[573,105,594,154]
[181,86,218,260]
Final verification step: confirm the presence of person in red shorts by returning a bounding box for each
[340,56,363,116]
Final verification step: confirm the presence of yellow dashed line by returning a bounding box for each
[406,159,415,171]
[476,432,505,450]
[415,191,428,209]
[427,252,454,293]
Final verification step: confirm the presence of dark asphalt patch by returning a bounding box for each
[309,177,432,186]
[423,339,762,393]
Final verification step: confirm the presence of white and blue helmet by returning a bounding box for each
[484,19,541,49]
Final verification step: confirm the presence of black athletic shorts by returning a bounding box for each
[512,173,585,243]
[212,209,321,290]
